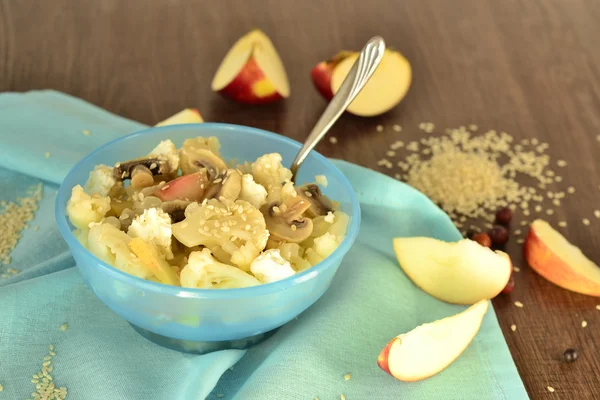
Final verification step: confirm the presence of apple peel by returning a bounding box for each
[525,219,600,296]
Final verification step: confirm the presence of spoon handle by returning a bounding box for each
[290,36,386,179]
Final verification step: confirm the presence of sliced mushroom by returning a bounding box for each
[161,200,193,223]
[296,184,335,218]
[180,147,227,178]
[261,196,313,243]
[204,169,242,201]
[114,157,170,181]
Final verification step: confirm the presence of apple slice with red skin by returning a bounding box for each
[212,30,289,104]
[311,49,412,117]
[155,108,203,127]
[154,170,208,202]
[525,219,600,296]
[377,300,489,382]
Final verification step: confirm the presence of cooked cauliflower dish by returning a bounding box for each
[66,136,349,289]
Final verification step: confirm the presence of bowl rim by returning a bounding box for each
[55,122,361,299]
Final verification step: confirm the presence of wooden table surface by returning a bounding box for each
[2,0,600,398]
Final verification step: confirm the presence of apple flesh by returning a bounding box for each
[212,29,290,104]
[378,300,488,382]
[525,219,600,296]
[393,237,512,305]
[155,108,203,126]
[311,49,412,117]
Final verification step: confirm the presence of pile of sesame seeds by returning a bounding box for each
[376,124,595,233]
[30,344,67,400]
[0,184,43,265]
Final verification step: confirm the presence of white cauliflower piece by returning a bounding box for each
[250,249,296,284]
[87,223,151,279]
[180,248,260,289]
[239,174,268,209]
[303,211,350,266]
[66,185,111,229]
[127,208,173,259]
[251,153,293,199]
[315,175,328,188]
[324,211,335,223]
[149,139,179,171]
[172,198,269,271]
[84,164,116,196]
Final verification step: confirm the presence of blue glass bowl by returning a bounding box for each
[55,123,361,352]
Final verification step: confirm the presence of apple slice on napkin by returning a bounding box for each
[378,300,488,382]
[393,237,512,304]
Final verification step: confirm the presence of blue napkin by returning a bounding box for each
[0,90,528,399]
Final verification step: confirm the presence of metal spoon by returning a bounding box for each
[290,36,386,181]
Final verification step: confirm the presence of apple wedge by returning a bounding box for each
[129,238,179,286]
[378,300,488,382]
[212,29,289,104]
[155,108,204,126]
[393,237,512,305]
[525,219,600,296]
[311,48,412,116]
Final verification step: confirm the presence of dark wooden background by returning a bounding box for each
[2,0,600,398]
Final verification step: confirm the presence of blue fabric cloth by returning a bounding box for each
[0,90,528,399]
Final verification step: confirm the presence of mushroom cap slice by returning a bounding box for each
[296,184,335,218]
[114,157,171,181]
[205,169,243,202]
[261,196,314,243]
[161,200,194,223]
[180,147,227,178]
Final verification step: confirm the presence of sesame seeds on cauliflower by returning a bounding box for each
[180,248,260,289]
[66,185,111,229]
[251,153,293,202]
[172,198,269,271]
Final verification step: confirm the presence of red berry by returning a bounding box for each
[472,232,492,248]
[489,225,509,246]
[501,276,515,294]
[495,207,513,226]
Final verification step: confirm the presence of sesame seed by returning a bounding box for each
[583,218,590,226]
[523,210,530,216]
[567,186,575,194]
[0,184,43,265]
[594,210,600,218]
[341,395,347,400]
[393,124,402,132]
[469,124,478,131]
[344,373,351,381]
[534,205,542,212]
[547,386,555,393]
[514,229,522,235]
[514,301,524,308]
[329,137,338,144]
[558,221,567,227]
[557,160,567,167]
[520,220,529,226]
[386,150,396,157]
[546,209,554,215]
[291,225,297,231]
[552,199,561,206]
[0,384,3,391]
[59,323,68,331]
[82,129,91,136]
[596,305,600,310]
[513,266,520,272]
[517,238,524,244]
[510,324,517,332]
[376,125,384,132]
[44,152,51,158]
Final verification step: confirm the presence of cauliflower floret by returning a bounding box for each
[251,153,293,199]
[87,223,151,279]
[149,139,179,171]
[172,198,269,270]
[315,175,328,188]
[302,211,350,266]
[180,248,260,289]
[239,174,268,209]
[66,185,111,229]
[250,249,296,283]
[84,165,116,196]
[127,208,173,260]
